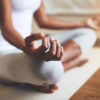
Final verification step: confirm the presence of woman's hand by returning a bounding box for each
[24,33,48,57]
[42,37,64,61]
[24,33,63,61]
[83,17,100,31]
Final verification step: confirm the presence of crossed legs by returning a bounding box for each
[0,28,97,93]
[33,28,97,93]
[51,28,97,71]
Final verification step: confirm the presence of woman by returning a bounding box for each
[0,0,98,93]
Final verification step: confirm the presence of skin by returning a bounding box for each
[0,0,99,93]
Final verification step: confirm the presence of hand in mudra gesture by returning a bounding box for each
[84,17,100,31]
[25,33,64,61]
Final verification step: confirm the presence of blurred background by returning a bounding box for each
[43,0,100,15]
[32,0,100,47]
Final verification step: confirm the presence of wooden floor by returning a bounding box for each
[70,68,100,100]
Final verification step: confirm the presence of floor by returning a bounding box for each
[70,68,100,100]
[0,15,100,100]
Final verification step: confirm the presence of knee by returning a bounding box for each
[82,28,97,53]
[88,29,97,43]
[73,28,97,54]
[39,61,64,85]
[83,28,97,44]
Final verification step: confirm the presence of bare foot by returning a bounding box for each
[32,84,58,93]
[63,57,88,72]
[49,84,59,90]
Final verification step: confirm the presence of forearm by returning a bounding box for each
[40,17,85,29]
[35,2,86,30]
[0,0,26,52]
[1,26,26,51]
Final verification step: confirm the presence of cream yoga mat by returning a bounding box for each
[0,48,100,100]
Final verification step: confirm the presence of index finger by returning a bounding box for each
[25,33,45,46]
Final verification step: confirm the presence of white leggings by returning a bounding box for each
[0,28,97,86]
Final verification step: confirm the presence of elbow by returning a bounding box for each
[1,23,14,37]
[1,27,8,39]
[38,21,48,28]
[39,23,46,28]
[37,18,48,28]
[1,24,8,37]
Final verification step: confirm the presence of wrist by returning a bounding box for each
[22,46,29,54]
[22,45,33,55]
[20,43,28,53]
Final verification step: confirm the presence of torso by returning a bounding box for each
[0,0,41,52]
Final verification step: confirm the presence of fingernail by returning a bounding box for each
[50,37,54,40]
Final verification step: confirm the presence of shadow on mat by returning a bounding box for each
[0,81,38,92]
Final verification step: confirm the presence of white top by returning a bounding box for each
[0,0,41,52]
